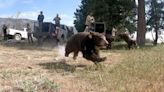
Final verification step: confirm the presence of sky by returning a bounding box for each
[0,0,81,26]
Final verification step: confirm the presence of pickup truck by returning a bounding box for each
[6,22,75,41]
[7,28,28,41]
[33,22,73,42]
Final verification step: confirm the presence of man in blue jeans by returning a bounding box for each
[37,11,44,32]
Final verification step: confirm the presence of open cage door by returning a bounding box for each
[94,22,106,33]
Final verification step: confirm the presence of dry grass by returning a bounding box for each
[0,41,163,92]
[76,45,164,92]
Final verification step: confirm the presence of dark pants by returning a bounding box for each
[55,23,60,28]
[28,33,33,43]
[38,22,43,32]
[3,34,8,40]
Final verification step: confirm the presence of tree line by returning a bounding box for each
[74,0,164,46]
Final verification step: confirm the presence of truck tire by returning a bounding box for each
[14,34,22,41]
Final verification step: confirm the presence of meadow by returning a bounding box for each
[0,40,163,92]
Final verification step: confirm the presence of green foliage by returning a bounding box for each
[146,0,164,31]
[146,0,164,44]
[74,0,137,33]
[16,76,59,92]
[74,0,90,32]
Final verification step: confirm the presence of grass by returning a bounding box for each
[0,41,164,92]
[16,76,59,92]
[76,45,164,92]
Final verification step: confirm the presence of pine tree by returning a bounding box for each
[74,0,137,33]
[147,0,164,45]
[74,0,92,32]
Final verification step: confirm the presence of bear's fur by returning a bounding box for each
[118,33,137,49]
[105,35,115,49]
[65,31,108,63]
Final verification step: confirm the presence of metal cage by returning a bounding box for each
[93,22,106,33]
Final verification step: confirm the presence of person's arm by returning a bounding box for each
[53,17,55,21]
[91,16,95,23]
[41,15,44,22]
[85,15,89,25]
[2,26,4,30]
[2,26,7,30]
[86,15,90,21]
[37,15,40,21]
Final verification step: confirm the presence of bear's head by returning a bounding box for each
[87,31,109,48]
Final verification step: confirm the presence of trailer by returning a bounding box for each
[93,22,106,33]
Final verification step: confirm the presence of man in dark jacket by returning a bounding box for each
[37,11,44,31]
[2,24,8,40]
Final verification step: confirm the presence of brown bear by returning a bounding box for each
[65,31,108,64]
[117,33,137,49]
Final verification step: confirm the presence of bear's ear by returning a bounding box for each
[88,31,95,39]
[89,31,95,35]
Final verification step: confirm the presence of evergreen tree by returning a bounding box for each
[74,0,137,33]
[146,0,164,45]
[74,0,92,32]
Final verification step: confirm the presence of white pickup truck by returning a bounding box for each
[7,28,28,41]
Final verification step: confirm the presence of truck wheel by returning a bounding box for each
[14,34,22,41]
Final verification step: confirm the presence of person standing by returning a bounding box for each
[37,11,44,45]
[53,14,61,27]
[53,14,61,43]
[26,23,33,43]
[85,12,95,32]
[67,27,74,38]
[37,11,44,31]
[2,24,8,40]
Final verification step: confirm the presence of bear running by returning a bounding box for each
[65,31,108,64]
